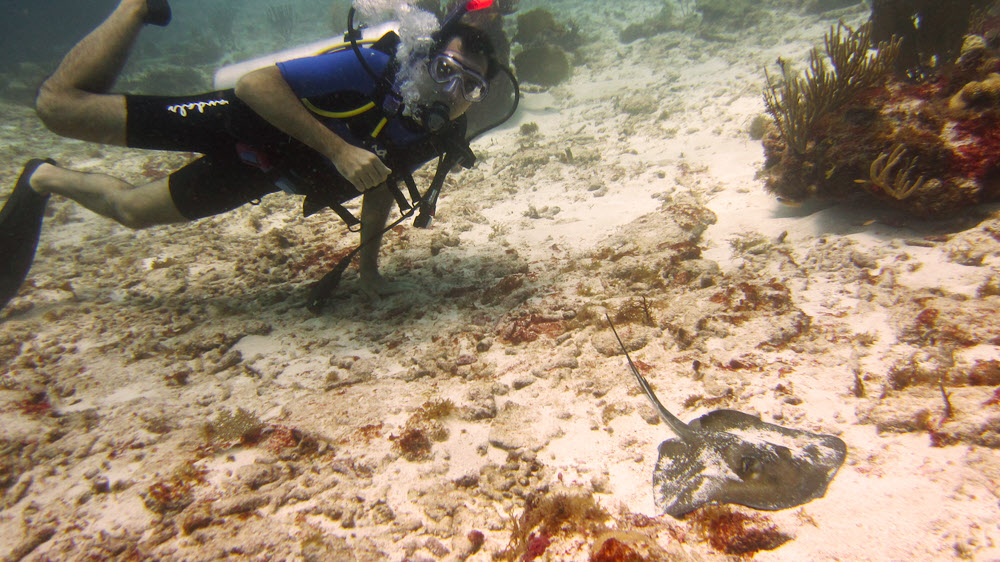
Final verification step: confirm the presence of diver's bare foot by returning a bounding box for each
[358,273,418,301]
[27,163,58,196]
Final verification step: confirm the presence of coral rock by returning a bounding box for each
[949,73,1000,111]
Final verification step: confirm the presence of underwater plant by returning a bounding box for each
[760,3,1000,216]
[498,492,611,561]
[390,399,455,461]
[201,407,264,445]
[763,23,901,157]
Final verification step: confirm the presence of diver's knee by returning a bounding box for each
[110,197,155,230]
[34,82,75,134]
[111,188,180,230]
[115,211,150,230]
[34,82,58,127]
[116,209,156,230]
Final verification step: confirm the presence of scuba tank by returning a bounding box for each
[212,21,399,90]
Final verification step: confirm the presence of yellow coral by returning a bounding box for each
[961,34,988,56]
[868,144,926,200]
[949,73,1000,111]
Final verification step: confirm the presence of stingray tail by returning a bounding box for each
[607,316,696,440]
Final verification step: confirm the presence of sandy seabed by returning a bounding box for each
[2,4,1000,561]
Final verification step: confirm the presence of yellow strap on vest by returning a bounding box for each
[301,99,375,118]
[301,38,390,139]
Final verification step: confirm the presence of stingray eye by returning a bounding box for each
[740,456,762,478]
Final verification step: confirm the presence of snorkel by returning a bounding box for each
[346,7,389,96]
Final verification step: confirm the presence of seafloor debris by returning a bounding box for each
[761,5,1000,215]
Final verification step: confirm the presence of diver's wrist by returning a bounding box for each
[321,135,350,162]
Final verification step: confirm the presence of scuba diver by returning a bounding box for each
[0,0,519,312]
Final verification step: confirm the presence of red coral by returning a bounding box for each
[143,464,207,514]
[524,533,552,561]
[896,79,946,101]
[500,314,567,344]
[915,308,939,330]
[17,398,51,416]
[263,425,299,453]
[356,423,384,443]
[392,428,432,461]
[591,538,643,562]
[709,280,792,318]
[686,506,792,556]
[950,110,1000,182]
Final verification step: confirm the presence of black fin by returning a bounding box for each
[144,0,172,26]
[0,159,54,312]
[302,196,326,218]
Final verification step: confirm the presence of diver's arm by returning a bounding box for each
[234,66,390,191]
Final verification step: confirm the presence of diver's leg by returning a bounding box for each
[357,185,416,298]
[358,185,393,278]
[28,163,187,229]
[34,0,154,145]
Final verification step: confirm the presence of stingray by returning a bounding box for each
[608,321,847,518]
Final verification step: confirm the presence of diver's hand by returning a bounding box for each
[358,270,418,301]
[330,144,391,193]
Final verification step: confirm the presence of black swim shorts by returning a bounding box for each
[125,91,286,220]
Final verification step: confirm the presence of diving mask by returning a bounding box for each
[428,53,489,102]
